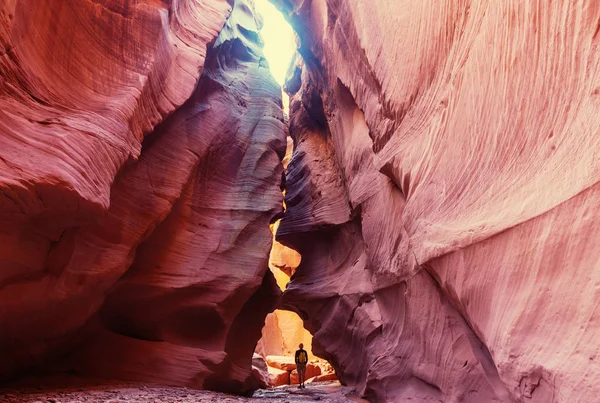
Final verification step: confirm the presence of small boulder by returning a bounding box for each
[265,355,297,371]
[250,354,271,388]
[268,366,290,387]
[252,353,269,373]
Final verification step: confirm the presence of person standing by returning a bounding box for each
[295,343,308,388]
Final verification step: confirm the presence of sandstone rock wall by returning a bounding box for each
[3,0,599,400]
[0,0,286,394]
[257,308,313,359]
[275,0,600,402]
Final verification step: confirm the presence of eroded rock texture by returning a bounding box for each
[275,0,600,402]
[0,0,285,394]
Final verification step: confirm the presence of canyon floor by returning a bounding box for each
[0,378,366,403]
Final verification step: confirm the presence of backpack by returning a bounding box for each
[298,350,307,364]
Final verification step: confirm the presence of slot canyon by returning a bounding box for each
[1,0,600,402]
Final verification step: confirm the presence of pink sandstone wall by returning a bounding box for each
[275,0,600,402]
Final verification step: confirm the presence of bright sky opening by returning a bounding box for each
[254,0,296,87]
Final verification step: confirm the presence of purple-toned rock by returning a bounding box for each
[0,0,285,395]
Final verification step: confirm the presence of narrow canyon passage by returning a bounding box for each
[1,0,600,402]
[251,3,338,386]
[255,216,338,387]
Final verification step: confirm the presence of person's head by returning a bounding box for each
[299,343,304,349]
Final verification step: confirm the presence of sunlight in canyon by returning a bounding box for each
[255,0,295,112]
[254,0,295,86]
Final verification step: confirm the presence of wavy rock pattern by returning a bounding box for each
[0,0,285,394]
[3,0,600,400]
[276,0,600,402]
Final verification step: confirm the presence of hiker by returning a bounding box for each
[295,343,308,388]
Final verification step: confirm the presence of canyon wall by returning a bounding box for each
[0,0,286,393]
[3,0,600,401]
[276,0,600,402]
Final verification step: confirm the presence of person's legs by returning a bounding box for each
[298,364,306,387]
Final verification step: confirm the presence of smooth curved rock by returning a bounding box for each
[0,0,231,218]
[276,0,600,402]
[0,0,286,394]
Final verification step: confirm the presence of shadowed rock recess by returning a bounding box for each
[1,0,600,402]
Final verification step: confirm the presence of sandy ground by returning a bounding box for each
[0,379,368,403]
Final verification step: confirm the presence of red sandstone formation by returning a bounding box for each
[0,0,285,394]
[267,367,290,387]
[251,354,271,389]
[275,0,600,402]
[3,0,600,401]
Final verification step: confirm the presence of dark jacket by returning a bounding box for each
[295,349,308,365]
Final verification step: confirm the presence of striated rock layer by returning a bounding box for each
[275,0,600,402]
[0,0,286,394]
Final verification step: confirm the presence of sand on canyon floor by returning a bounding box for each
[0,377,369,403]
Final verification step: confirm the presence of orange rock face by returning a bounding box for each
[269,220,302,277]
[275,0,600,402]
[0,0,285,394]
